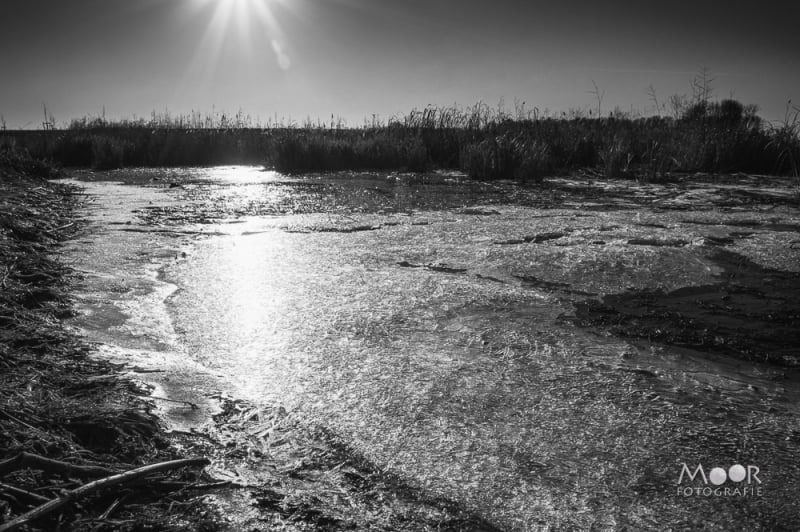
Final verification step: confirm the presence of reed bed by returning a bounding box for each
[2,99,799,181]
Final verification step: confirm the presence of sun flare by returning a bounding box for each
[217,0,275,21]
[188,0,290,74]
[197,0,282,35]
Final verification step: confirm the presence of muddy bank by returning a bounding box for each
[0,158,215,531]
[573,248,800,366]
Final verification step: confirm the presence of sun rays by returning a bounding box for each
[186,0,291,76]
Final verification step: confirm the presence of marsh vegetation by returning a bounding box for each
[3,96,799,181]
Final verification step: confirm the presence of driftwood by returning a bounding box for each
[0,452,117,478]
[0,457,209,532]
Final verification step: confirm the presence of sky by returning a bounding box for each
[1,0,798,129]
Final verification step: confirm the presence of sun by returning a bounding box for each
[188,0,289,72]
[195,0,282,36]
[219,0,277,23]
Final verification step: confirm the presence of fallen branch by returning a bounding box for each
[0,452,117,478]
[0,457,209,532]
[99,494,130,520]
[0,410,44,435]
[0,482,51,504]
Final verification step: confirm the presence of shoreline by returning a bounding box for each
[1,159,497,531]
[0,159,217,530]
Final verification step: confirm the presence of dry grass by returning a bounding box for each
[0,155,223,531]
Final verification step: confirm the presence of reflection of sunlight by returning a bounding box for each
[227,234,274,335]
[207,166,283,217]
[213,231,313,402]
[197,166,292,233]
[224,233,287,369]
[205,165,280,183]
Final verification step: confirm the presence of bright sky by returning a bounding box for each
[1,0,798,128]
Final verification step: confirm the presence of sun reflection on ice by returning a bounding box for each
[174,225,316,404]
[203,165,280,184]
[194,166,291,226]
[226,233,278,336]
